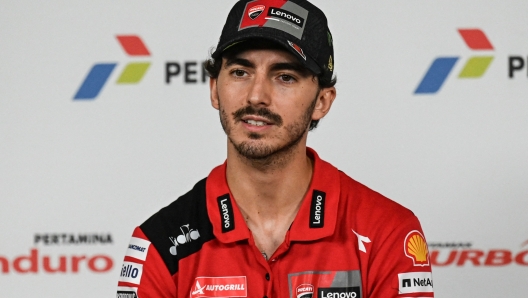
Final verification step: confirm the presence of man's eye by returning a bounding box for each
[280,74,295,82]
[233,70,246,76]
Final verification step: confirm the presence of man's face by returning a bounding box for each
[210,47,323,160]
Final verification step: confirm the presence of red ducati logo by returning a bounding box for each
[248,5,265,20]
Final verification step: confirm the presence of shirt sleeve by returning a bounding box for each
[117,227,178,298]
[366,215,435,298]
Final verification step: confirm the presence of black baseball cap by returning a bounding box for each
[212,0,334,81]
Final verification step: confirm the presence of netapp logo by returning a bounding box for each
[401,277,433,288]
[217,194,235,233]
[267,7,305,27]
[309,190,326,228]
[318,287,360,298]
[398,272,433,294]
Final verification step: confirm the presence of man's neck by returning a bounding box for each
[225,141,313,216]
[225,140,314,258]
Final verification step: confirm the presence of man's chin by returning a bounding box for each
[248,132,263,140]
[230,138,275,160]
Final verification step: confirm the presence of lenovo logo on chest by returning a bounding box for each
[309,190,326,228]
[319,287,360,298]
[217,194,235,233]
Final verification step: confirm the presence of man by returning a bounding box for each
[117,0,434,297]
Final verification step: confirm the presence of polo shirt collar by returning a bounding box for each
[205,147,341,243]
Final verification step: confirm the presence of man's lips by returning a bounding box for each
[240,115,274,127]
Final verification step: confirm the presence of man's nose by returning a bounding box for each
[247,73,271,106]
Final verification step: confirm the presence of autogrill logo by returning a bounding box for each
[415,28,494,94]
[74,35,151,100]
[190,276,247,298]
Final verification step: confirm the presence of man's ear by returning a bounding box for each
[210,77,220,110]
[312,86,336,121]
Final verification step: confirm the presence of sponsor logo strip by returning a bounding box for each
[119,262,143,285]
[398,272,433,294]
[125,237,151,261]
[117,287,138,298]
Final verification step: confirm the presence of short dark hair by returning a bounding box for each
[204,39,336,131]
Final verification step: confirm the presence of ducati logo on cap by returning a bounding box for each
[287,40,306,60]
[248,5,265,20]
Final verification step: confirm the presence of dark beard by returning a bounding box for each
[218,92,318,162]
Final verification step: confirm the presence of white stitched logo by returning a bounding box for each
[169,224,200,256]
[352,229,371,253]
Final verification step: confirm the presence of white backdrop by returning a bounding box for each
[1,0,527,297]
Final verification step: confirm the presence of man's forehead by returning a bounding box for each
[224,47,298,64]
[221,39,309,69]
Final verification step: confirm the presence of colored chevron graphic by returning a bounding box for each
[74,35,151,100]
[415,29,494,94]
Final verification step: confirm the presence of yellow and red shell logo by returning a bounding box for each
[404,230,430,266]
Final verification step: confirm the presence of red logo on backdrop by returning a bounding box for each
[296,283,314,298]
[430,241,528,267]
[248,5,265,19]
[190,276,247,298]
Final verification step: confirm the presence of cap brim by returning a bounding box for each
[212,29,322,76]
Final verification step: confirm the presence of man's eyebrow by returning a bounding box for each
[224,57,254,68]
[270,62,311,76]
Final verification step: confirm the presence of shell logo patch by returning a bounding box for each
[404,230,430,266]
[328,55,333,72]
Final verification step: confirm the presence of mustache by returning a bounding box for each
[232,106,283,126]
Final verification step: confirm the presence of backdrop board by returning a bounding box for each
[1,0,527,297]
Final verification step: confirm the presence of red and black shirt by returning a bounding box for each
[117,149,434,298]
